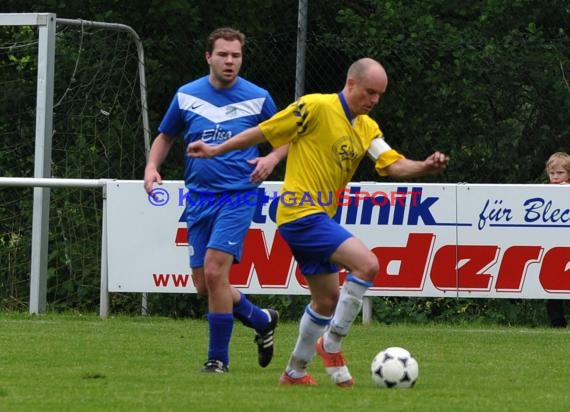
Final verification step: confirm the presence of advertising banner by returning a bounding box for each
[106,181,569,298]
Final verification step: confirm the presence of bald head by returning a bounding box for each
[343,58,388,117]
[346,58,386,82]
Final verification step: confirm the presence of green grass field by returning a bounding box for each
[1,312,569,412]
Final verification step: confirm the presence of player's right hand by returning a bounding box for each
[144,167,162,193]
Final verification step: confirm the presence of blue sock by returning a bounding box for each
[207,313,233,365]
[233,293,270,333]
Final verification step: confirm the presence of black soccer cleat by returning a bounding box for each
[201,359,229,373]
[254,309,279,368]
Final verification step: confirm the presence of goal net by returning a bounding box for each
[0,17,148,311]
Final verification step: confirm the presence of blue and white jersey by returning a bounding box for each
[159,75,277,193]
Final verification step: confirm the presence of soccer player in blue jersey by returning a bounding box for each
[144,27,287,373]
[187,57,449,385]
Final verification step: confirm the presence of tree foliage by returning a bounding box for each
[318,0,570,183]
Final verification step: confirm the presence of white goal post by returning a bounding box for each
[0,13,56,314]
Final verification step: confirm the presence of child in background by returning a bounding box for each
[544,151,570,327]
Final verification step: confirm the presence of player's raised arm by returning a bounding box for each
[186,126,267,158]
[381,150,449,179]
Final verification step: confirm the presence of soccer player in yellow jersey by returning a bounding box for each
[187,57,449,386]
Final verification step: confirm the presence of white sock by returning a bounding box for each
[324,275,369,353]
[286,305,331,377]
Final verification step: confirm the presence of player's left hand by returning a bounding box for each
[248,152,279,183]
[426,151,449,173]
[186,140,215,158]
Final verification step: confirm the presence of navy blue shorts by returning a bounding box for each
[186,191,255,268]
[278,213,353,275]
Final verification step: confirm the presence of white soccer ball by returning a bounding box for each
[371,346,419,388]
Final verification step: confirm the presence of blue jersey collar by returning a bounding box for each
[338,92,353,123]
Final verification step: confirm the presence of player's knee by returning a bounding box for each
[203,269,232,296]
[366,258,380,280]
[312,294,338,317]
[356,253,379,282]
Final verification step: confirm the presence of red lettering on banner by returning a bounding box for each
[431,245,498,290]
[370,233,435,290]
[152,273,191,287]
[153,274,170,286]
[175,227,187,245]
[229,229,295,288]
[172,226,569,295]
[540,247,570,292]
[495,246,543,292]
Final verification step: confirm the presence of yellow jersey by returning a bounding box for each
[259,93,404,225]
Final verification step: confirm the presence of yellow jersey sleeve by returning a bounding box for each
[374,148,405,176]
[258,100,309,148]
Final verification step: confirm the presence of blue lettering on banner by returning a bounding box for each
[524,198,570,225]
[477,197,570,230]
[336,186,439,226]
[478,199,513,230]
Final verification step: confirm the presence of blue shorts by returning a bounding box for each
[186,191,255,268]
[278,213,353,275]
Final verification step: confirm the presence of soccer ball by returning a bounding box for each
[371,346,419,388]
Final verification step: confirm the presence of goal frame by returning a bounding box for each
[0,13,150,315]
